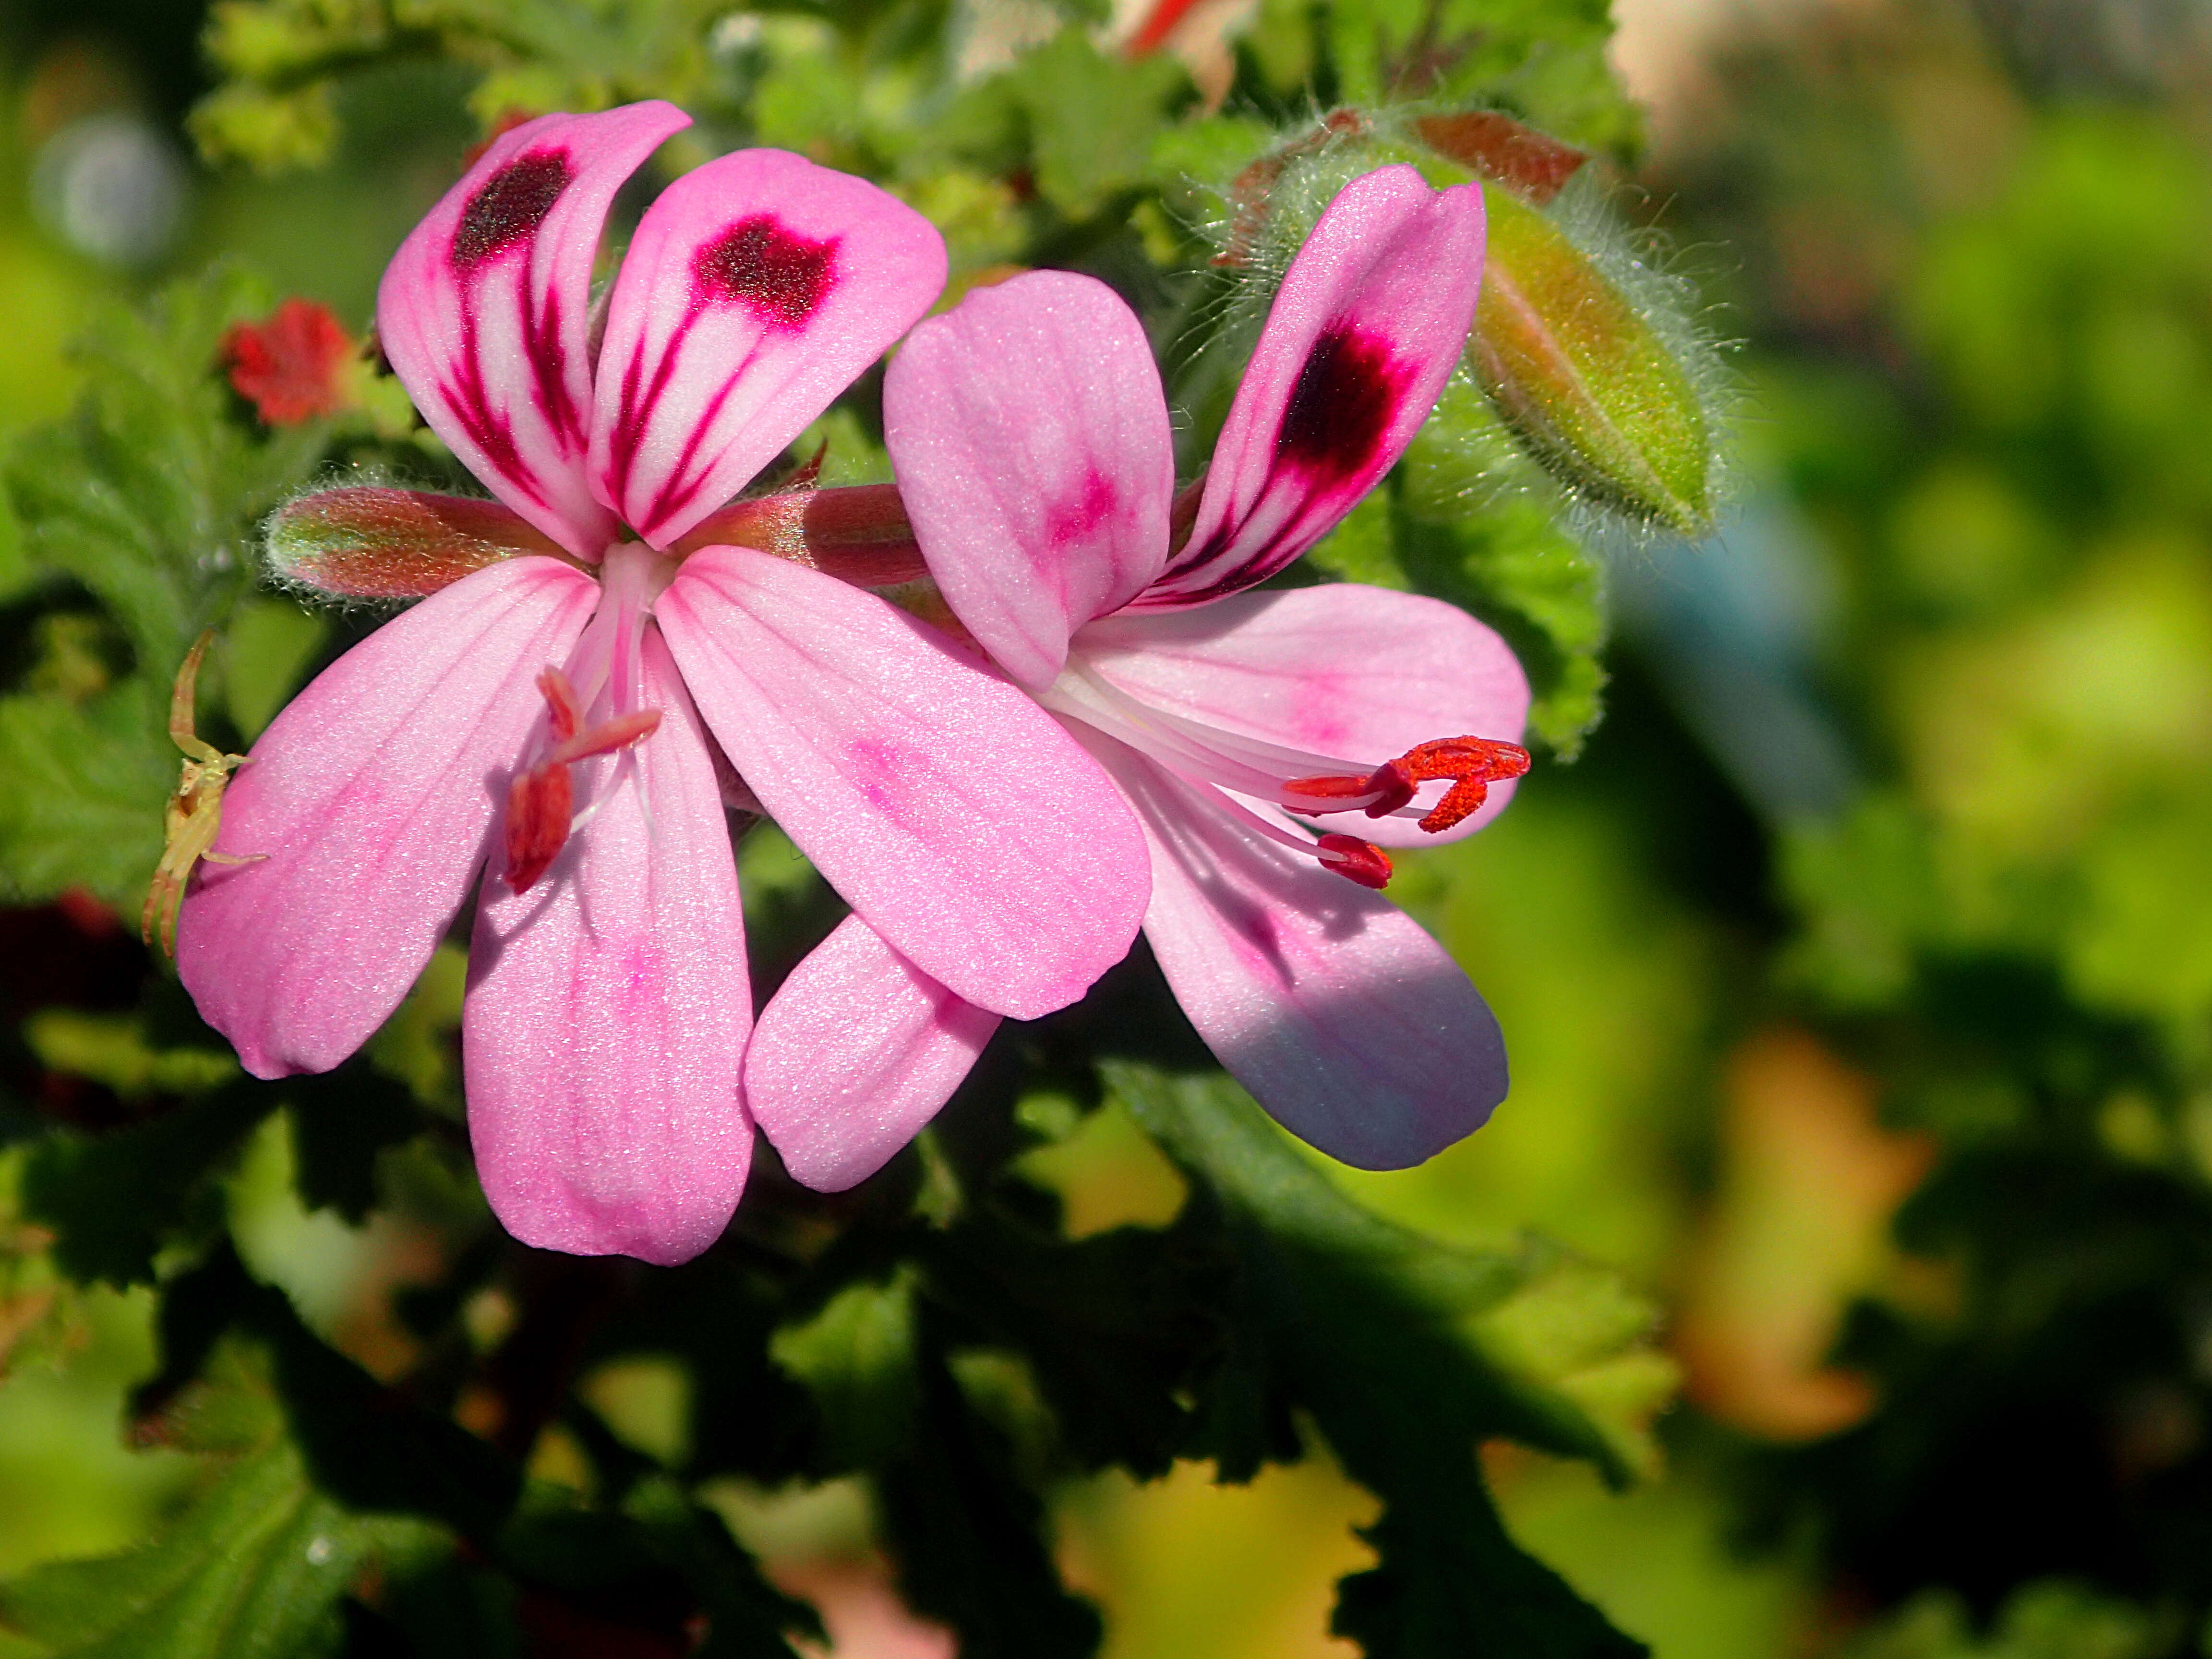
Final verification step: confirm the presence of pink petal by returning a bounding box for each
[178,558,599,1078]
[377,104,690,557]
[1090,736,1507,1169]
[747,914,999,1192]
[1140,166,1486,608]
[655,545,1148,1021]
[882,271,1173,687]
[1076,584,1529,846]
[588,149,947,549]
[463,627,752,1266]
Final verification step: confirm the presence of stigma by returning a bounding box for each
[504,667,663,892]
[1284,736,1531,834]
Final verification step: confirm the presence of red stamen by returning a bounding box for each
[1317,834,1393,890]
[505,764,573,892]
[551,708,662,766]
[504,673,665,892]
[1395,737,1532,832]
[1287,736,1531,834]
[537,669,583,742]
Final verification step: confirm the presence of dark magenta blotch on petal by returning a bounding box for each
[451,149,575,275]
[1275,323,1407,486]
[693,216,839,327]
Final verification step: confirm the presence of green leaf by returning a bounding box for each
[0,1333,443,1659]
[1321,0,1635,155]
[0,1437,432,1659]
[134,1245,521,1539]
[21,1012,239,1104]
[4,266,323,673]
[0,680,174,908]
[1106,1063,1672,1659]
[875,1334,1104,1659]
[283,1063,425,1225]
[769,1271,921,1470]
[920,1203,1215,1479]
[1840,1581,2166,1659]
[1006,30,1190,219]
[22,1083,278,1287]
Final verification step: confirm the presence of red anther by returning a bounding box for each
[1317,833,1393,890]
[505,763,573,893]
[1362,758,1417,817]
[551,708,662,766]
[537,669,583,742]
[1392,736,1532,833]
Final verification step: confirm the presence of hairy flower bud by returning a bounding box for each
[1469,183,1717,536]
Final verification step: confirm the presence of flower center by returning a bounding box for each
[502,543,672,893]
[1041,657,1530,890]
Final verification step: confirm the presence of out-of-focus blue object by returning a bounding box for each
[1611,492,1858,819]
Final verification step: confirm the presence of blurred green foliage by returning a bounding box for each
[7,0,2212,1653]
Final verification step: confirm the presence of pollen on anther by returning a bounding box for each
[1395,736,1531,833]
[505,764,573,893]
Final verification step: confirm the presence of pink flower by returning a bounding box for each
[744,165,1530,1189]
[177,103,1149,1264]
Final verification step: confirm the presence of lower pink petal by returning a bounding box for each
[463,628,752,1266]
[178,558,598,1078]
[747,914,1000,1193]
[1077,585,1530,847]
[1092,736,1507,1169]
[657,546,1148,1021]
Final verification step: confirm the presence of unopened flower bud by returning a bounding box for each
[1470,184,1717,536]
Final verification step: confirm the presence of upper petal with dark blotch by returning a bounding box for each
[464,627,752,1266]
[747,914,999,1193]
[883,271,1173,687]
[656,545,1147,1020]
[588,148,946,549]
[177,558,599,1078]
[1075,584,1529,846]
[1086,733,1507,1168]
[1140,166,1486,608]
[378,104,689,556]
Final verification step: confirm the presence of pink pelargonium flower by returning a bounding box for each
[744,165,1531,1189]
[177,102,1150,1265]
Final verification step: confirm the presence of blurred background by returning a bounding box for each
[5,0,2212,1653]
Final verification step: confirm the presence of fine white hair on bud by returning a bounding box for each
[1178,103,1735,542]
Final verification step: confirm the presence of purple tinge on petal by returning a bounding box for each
[882,270,1174,687]
[177,558,599,1079]
[464,626,753,1266]
[748,914,1000,1192]
[377,102,691,557]
[1084,733,1507,1169]
[1074,584,1531,848]
[1138,165,1487,609]
[656,546,1148,1021]
[587,148,947,550]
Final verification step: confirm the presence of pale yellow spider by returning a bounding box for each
[142,631,263,958]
